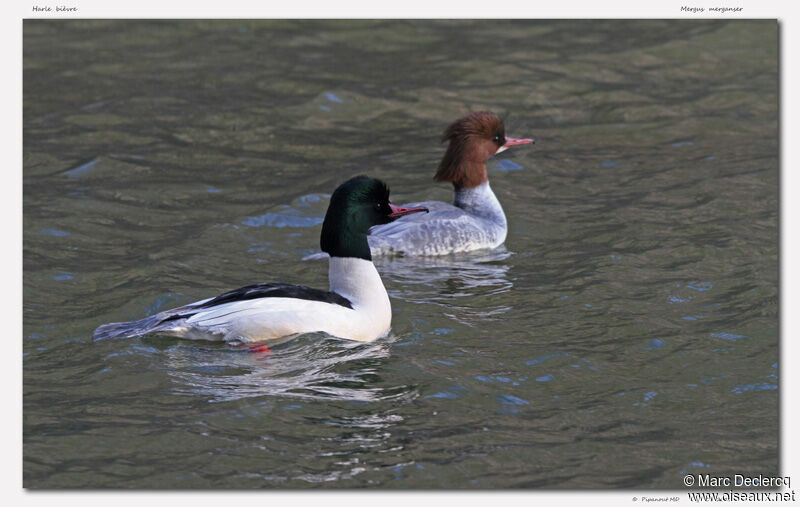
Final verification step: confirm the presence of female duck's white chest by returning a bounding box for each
[453,181,508,243]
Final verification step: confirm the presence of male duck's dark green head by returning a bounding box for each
[321,176,428,260]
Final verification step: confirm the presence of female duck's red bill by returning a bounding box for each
[388,203,429,219]
[503,136,535,148]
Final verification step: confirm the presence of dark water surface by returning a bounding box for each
[23,20,778,488]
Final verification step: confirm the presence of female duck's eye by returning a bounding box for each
[493,134,504,144]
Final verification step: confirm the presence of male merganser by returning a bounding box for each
[368,112,533,256]
[93,176,428,344]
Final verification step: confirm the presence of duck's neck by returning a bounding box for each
[329,256,390,312]
[453,181,506,227]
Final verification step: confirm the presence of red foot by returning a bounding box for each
[247,344,271,356]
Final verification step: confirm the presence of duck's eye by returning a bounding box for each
[493,134,504,144]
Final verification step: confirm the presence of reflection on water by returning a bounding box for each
[165,335,409,403]
[374,248,512,291]
[375,248,514,325]
[160,249,514,403]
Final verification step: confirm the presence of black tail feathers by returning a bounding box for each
[92,315,162,342]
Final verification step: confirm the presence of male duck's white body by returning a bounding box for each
[95,258,389,344]
[93,177,427,345]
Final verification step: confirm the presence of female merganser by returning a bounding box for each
[368,112,533,256]
[92,176,428,344]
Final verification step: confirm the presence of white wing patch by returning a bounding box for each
[180,297,358,343]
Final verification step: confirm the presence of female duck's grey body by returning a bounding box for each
[367,111,532,257]
[368,181,507,256]
[93,176,427,345]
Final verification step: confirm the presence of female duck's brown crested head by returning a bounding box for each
[434,111,533,189]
